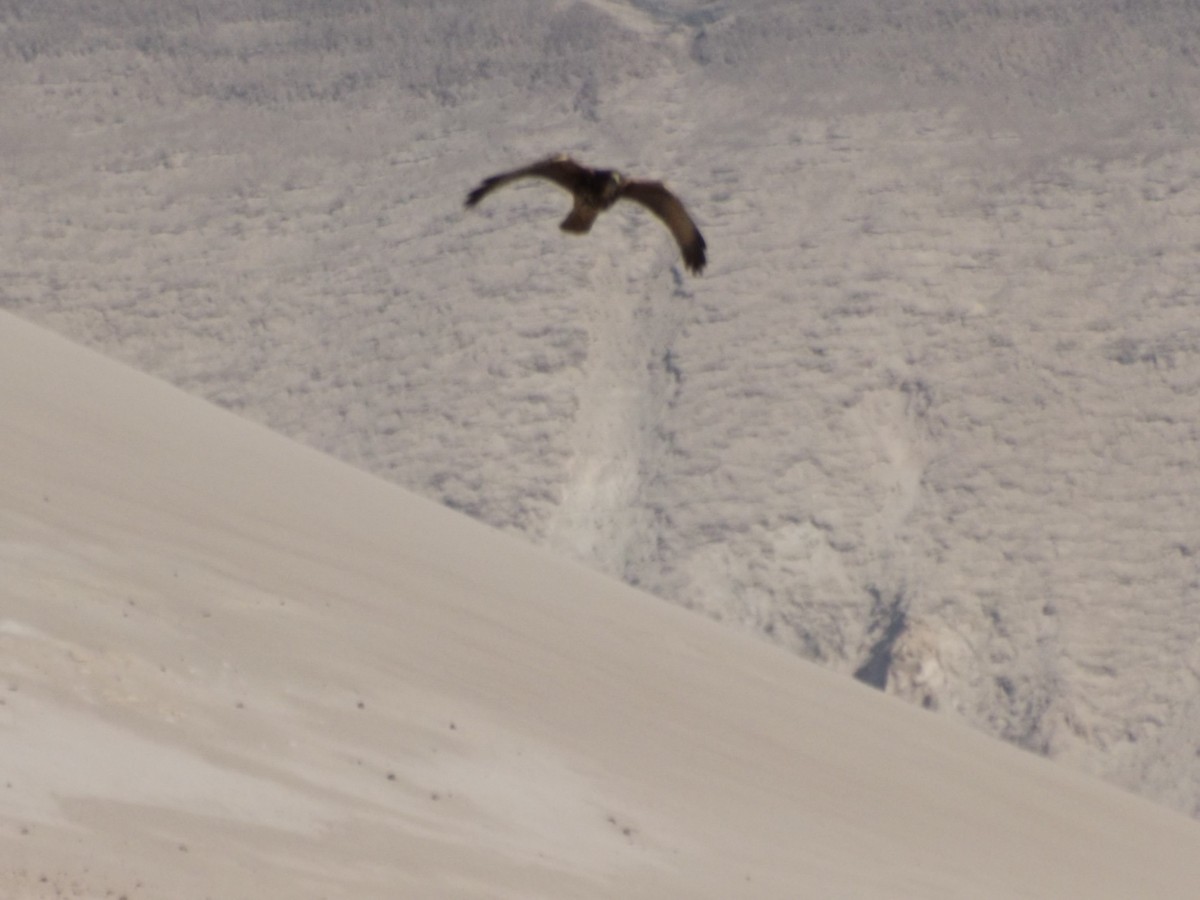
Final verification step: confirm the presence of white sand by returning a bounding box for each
[3,313,1200,897]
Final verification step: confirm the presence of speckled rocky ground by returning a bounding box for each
[3,0,1199,816]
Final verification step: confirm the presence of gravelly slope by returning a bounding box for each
[3,0,1199,815]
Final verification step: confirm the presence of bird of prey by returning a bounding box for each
[464,154,707,274]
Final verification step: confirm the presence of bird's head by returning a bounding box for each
[603,171,624,201]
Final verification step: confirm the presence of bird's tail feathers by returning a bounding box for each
[559,201,598,234]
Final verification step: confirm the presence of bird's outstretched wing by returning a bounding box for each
[464,155,590,208]
[617,179,707,274]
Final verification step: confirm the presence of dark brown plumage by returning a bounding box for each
[464,155,707,274]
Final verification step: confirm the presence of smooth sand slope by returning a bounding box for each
[3,306,1200,898]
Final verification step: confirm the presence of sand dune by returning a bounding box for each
[3,314,1200,897]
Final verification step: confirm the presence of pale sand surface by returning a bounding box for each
[3,308,1200,898]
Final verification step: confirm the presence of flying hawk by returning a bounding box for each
[464,154,707,274]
